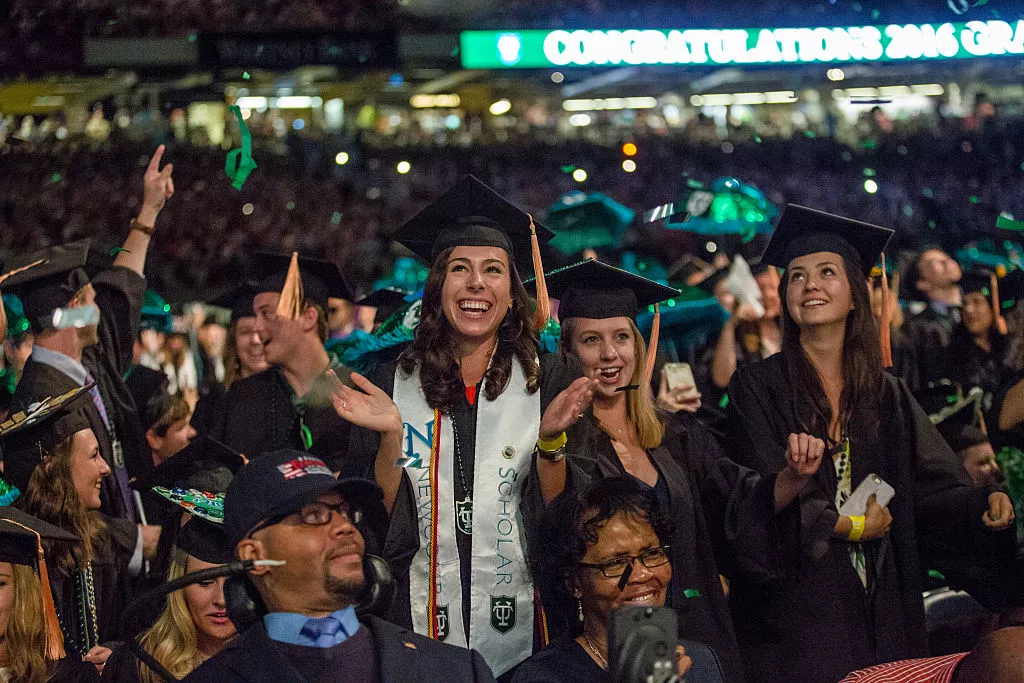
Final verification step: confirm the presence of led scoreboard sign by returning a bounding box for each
[460,21,1024,69]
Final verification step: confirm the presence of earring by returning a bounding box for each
[577,598,584,624]
[508,300,513,309]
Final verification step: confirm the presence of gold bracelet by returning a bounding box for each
[536,431,567,453]
[129,218,155,236]
[848,515,866,543]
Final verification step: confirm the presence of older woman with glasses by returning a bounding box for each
[513,477,728,683]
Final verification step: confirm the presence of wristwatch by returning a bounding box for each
[535,442,567,463]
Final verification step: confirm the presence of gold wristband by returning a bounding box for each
[848,515,865,543]
[537,431,567,453]
[129,218,155,236]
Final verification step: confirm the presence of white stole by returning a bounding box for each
[393,359,538,676]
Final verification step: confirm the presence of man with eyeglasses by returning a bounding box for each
[184,449,495,682]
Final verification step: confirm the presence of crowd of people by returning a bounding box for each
[0,128,1023,683]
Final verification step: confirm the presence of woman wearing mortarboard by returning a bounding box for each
[527,258,825,683]
[723,205,1017,682]
[332,175,594,677]
[0,507,101,682]
[2,386,136,676]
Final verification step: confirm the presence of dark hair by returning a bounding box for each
[531,477,674,636]
[397,246,539,411]
[779,254,883,445]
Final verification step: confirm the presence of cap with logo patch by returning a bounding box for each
[223,449,383,547]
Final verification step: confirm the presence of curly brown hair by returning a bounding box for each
[398,247,540,411]
[18,433,109,573]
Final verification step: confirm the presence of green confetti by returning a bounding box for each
[300,422,313,450]
[331,211,342,225]
[927,569,946,582]
[560,165,576,174]
[969,196,980,204]
[225,105,258,190]
[862,168,875,177]
[996,214,1024,231]
[109,247,131,256]
[718,393,729,409]
[683,588,701,599]
[50,173,62,184]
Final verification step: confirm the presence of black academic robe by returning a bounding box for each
[346,356,575,648]
[11,267,151,523]
[521,410,781,683]
[47,524,135,658]
[895,306,958,393]
[182,615,495,683]
[725,353,1014,683]
[190,381,226,435]
[948,332,1017,410]
[212,364,353,471]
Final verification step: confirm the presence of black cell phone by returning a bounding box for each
[608,605,679,683]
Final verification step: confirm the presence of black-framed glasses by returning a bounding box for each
[249,500,362,537]
[579,545,671,578]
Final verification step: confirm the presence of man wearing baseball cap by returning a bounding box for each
[184,449,494,682]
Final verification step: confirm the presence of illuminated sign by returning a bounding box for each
[460,21,1024,68]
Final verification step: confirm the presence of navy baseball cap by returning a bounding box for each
[224,449,383,548]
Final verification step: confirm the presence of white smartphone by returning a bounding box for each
[664,362,698,396]
[839,473,895,516]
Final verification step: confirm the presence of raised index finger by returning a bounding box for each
[147,145,166,173]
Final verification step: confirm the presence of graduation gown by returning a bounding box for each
[11,267,151,523]
[212,363,353,471]
[521,410,782,683]
[346,355,575,647]
[725,353,1014,683]
[48,525,135,657]
[894,306,958,392]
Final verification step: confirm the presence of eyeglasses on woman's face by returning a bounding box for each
[578,545,670,578]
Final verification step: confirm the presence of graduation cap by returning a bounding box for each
[538,259,679,385]
[545,191,635,255]
[0,385,93,492]
[1,240,93,332]
[140,290,174,334]
[961,269,1010,335]
[208,281,260,324]
[356,286,412,310]
[760,205,894,275]
[176,517,234,565]
[0,506,80,659]
[390,174,555,330]
[932,391,988,453]
[125,365,173,432]
[131,435,244,494]
[3,292,30,339]
[151,487,226,525]
[254,252,353,317]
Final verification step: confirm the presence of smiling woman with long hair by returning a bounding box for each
[724,205,1017,683]
[3,388,136,677]
[529,259,824,683]
[336,176,594,677]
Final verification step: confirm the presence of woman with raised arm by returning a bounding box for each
[528,258,824,683]
[725,205,1016,682]
[332,176,593,678]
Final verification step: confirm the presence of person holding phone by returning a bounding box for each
[528,259,826,683]
[725,205,1017,683]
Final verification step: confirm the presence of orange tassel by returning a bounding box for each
[275,252,304,321]
[880,253,893,368]
[0,519,66,660]
[990,272,1008,336]
[528,214,550,332]
[644,303,661,386]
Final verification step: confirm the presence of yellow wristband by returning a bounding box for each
[848,515,865,543]
[537,431,568,453]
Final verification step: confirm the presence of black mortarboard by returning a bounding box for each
[209,281,260,324]
[124,365,173,432]
[760,205,894,275]
[176,517,233,565]
[391,174,554,267]
[539,259,679,321]
[960,269,997,297]
[356,286,411,310]
[2,240,93,331]
[131,435,244,493]
[934,395,988,452]
[0,385,94,492]
[0,506,79,566]
[254,253,353,310]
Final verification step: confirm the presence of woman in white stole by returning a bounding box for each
[330,176,595,678]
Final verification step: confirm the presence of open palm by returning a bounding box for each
[539,376,597,440]
[327,370,403,435]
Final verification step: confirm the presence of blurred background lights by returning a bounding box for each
[572,168,588,182]
[622,142,637,156]
[489,99,512,115]
[864,179,879,194]
[396,160,411,174]
[622,159,637,172]
[335,152,350,165]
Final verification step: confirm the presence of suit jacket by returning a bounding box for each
[182,615,495,683]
